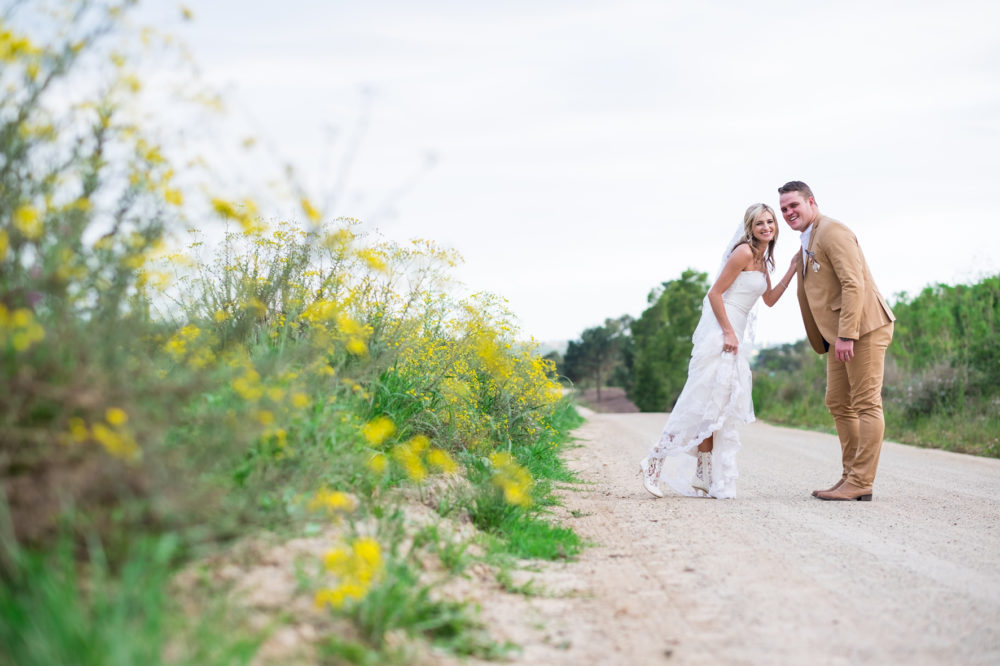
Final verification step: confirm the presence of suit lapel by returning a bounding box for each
[803,216,822,280]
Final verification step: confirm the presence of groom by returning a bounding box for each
[778,181,895,501]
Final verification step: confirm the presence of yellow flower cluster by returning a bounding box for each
[211,197,262,235]
[367,452,388,474]
[426,447,459,475]
[391,435,430,482]
[231,364,264,401]
[314,537,383,609]
[163,324,216,368]
[489,452,533,507]
[0,304,45,352]
[361,416,396,446]
[307,488,358,517]
[391,294,561,450]
[219,356,322,458]
[13,204,43,239]
[299,300,372,358]
[0,21,41,63]
[361,419,459,483]
[63,408,141,462]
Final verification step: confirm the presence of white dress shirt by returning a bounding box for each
[800,224,814,275]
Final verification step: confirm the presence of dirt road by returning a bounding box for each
[474,410,1000,665]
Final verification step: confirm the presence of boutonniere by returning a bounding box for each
[805,250,821,273]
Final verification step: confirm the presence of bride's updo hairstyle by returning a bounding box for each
[739,203,777,271]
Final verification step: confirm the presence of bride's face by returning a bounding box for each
[751,211,776,244]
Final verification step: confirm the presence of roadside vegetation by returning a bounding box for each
[753,275,1000,457]
[562,269,1000,458]
[1,4,584,664]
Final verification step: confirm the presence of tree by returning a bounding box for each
[629,269,709,411]
[563,316,630,402]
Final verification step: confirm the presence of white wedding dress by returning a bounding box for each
[643,270,766,499]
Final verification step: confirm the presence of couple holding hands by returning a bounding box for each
[639,181,895,501]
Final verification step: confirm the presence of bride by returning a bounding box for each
[639,203,797,499]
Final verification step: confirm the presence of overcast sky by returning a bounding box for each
[131,0,1000,347]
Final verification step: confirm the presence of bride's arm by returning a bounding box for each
[707,244,752,353]
[761,253,798,307]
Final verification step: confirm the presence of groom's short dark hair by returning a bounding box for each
[778,181,815,200]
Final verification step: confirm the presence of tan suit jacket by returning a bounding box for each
[795,214,894,354]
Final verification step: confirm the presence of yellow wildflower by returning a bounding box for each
[407,435,430,453]
[315,537,383,608]
[489,452,533,507]
[361,416,395,446]
[367,452,388,474]
[91,423,141,461]
[357,248,387,272]
[426,448,458,474]
[291,392,310,409]
[352,538,382,581]
[307,488,358,514]
[121,73,141,93]
[2,307,45,352]
[105,407,128,426]
[13,205,42,240]
[67,417,89,443]
[391,441,427,483]
[301,197,321,223]
[0,25,40,62]
[211,197,261,234]
[345,337,368,356]
[164,187,184,206]
[336,315,363,336]
[232,368,264,401]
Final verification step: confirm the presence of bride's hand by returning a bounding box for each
[722,330,738,354]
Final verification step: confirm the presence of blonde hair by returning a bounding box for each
[737,203,777,271]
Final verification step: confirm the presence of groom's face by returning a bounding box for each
[779,191,818,232]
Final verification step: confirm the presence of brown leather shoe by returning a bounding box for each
[816,481,873,502]
[811,477,847,497]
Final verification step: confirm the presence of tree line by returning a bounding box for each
[558,270,1000,457]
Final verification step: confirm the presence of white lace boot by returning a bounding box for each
[640,457,664,498]
[691,451,712,496]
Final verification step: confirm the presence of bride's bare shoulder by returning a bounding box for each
[728,243,754,267]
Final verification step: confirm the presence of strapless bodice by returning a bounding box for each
[723,271,767,316]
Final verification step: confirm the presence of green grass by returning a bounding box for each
[485,512,582,560]
[0,530,260,666]
[460,400,585,561]
[884,400,1000,457]
[755,383,1000,458]
[348,557,510,659]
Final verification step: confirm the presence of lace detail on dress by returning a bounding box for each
[640,271,766,499]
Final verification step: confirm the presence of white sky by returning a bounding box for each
[132,0,1000,347]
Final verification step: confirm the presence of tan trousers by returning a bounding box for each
[825,322,894,488]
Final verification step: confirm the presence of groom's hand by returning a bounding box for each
[834,337,854,362]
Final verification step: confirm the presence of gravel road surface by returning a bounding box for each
[473,410,1000,665]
